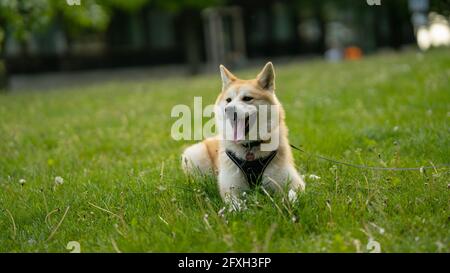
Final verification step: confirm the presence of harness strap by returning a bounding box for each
[241,141,263,149]
[225,149,277,187]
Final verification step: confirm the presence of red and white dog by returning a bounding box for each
[182,62,305,204]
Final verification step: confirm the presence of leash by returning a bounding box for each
[290,144,450,171]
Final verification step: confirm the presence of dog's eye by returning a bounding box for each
[226,98,232,103]
[242,96,253,102]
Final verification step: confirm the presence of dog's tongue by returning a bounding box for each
[233,119,246,142]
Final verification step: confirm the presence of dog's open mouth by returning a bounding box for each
[231,113,251,142]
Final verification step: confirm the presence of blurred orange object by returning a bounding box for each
[344,46,363,60]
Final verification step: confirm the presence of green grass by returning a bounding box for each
[0,49,449,253]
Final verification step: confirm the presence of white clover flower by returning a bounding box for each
[288,189,298,203]
[393,126,399,132]
[218,207,226,218]
[19,179,26,185]
[435,241,445,252]
[329,165,338,172]
[308,174,321,180]
[203,214,211,229]
[54,176,64,185]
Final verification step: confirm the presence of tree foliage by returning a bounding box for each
[0,0,222,42]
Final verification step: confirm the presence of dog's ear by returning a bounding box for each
[256,62,275,91]
[219,65,237,91]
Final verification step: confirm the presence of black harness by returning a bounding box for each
[225,141,277,187]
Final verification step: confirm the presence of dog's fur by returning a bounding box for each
[182,62,305,203]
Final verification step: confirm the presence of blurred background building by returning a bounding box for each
[0,0,449,88]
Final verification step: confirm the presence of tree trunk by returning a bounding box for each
[0,25,9,91]
[387,1,402,49]
[181,9,201,75]
[314,2,327,54]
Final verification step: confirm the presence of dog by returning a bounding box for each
[181,62,305,204]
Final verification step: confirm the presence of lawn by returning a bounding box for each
[0,49,449,253]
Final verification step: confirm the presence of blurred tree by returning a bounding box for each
[0,0,50,89]
[430,0,450,16]
[101,0,222,73]
[0,0,111,89]
[0,0,222,89]
[154,0,223,74]
[293,0,346,53]
[293,0,416,52]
